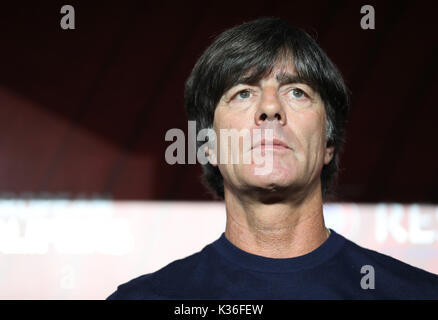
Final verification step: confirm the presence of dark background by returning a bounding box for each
[0,0,436,203]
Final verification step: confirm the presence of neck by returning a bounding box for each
[224,182,329,258]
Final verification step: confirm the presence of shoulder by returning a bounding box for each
[107,246,210,300]
[340,236,438,299]
[107,273,158,300]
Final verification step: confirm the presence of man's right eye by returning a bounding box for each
[236,89,251,99]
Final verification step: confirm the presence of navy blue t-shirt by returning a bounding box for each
[107,229,438,299]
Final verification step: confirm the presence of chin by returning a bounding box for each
[244,164,298,189]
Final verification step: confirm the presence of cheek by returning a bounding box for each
[214,109,251,145]
[214,108,234,132]
[293,111,327,155]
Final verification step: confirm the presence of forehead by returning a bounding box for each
[234,55,310,87]
[262,60,298,83]
[269,55,297,77]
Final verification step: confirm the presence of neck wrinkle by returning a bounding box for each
[224,181,328,259]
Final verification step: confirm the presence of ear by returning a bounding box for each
[204,145,218,167]
[324,144,335,165]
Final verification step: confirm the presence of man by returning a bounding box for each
[108,17,438,299]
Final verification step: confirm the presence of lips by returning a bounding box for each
[252,138,291,150]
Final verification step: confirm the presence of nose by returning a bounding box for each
[254,87,286,126]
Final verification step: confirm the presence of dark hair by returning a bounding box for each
[184,17,350,200]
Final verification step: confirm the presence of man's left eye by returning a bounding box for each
[290,88,306,99]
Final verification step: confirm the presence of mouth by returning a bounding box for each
[252,138,291,151]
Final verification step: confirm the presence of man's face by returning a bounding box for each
[210,58,334,198]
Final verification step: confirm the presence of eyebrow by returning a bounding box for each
[235,72,311,87]
[275,73,310,86]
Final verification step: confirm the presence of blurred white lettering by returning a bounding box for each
[408,205,435,244]
[375,204,408,243]
[375,204,437,244]
[0,198,134,255]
